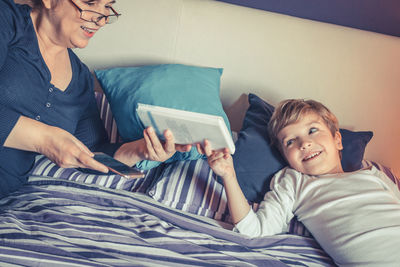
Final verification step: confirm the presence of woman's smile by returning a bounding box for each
[80,26,97,38]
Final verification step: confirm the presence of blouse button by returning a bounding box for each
[49,87,54,92]
[46,102,51,108]
[35,115,41,121]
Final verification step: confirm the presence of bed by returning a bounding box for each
[2,0,400,266]
[1,89,399,266]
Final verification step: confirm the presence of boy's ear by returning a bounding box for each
[334,130,343,150]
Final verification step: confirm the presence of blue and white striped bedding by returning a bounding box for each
[0,176,334,266]
[32,155,315,238]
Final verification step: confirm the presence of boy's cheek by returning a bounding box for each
[281,148,292,164]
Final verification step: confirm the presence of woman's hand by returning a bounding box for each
[197,139,235,180]
[4,116,108,173]
[114,127,192,166]
[37,126,108,173]
[142,127,192,162]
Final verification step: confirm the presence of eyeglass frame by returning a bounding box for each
[69,0,121,25]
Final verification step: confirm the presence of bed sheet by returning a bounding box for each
[0,176,334,266]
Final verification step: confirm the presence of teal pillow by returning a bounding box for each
[94,64,230,170]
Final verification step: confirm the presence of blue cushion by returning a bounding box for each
[233,93,373,203]
[94,64,230,170]
[232,94,286,203]
[340,129,373,171]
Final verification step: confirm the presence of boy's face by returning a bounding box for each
[277,112,343,175]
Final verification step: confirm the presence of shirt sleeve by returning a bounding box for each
[234,167,297,237]
[0,0,21,67]
[0,0,24,148]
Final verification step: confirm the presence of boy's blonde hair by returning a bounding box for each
[268,99,339,150]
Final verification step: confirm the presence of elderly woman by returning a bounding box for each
[0,0,190,198]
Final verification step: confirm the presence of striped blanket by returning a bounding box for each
[0,176,334,266]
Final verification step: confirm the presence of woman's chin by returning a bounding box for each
[70,39,90,49]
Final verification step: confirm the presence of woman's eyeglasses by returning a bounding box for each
[70,0,121,25]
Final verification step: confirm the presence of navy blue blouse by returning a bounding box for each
[0,0,119,197]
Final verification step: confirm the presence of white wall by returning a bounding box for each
[75,0,400,175]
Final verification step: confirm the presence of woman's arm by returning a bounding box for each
[4,115,108,173]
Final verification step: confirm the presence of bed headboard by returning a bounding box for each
[215,0,400,37]
[15,0,400,175]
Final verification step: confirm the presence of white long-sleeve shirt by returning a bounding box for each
[235,166,400,266]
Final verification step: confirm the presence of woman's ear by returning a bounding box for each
[334,130,343,150]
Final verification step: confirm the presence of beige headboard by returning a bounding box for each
[16,0,400,175]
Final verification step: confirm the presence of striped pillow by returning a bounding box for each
[148,159,231,222]
[94,91,121,144]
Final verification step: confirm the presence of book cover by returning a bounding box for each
[136,103,235,154]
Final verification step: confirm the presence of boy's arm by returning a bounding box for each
[235,168,296,237]
[221,171,251,224]
[200,141,294,237]
[199,140,250,224]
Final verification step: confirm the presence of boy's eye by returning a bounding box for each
[286,139,294,147]
[309,127,318,134]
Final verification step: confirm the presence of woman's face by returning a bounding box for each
[46,0,116,48]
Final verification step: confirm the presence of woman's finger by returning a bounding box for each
[163,129,175,154]
[143,128,156,158]
[78,152,109,173]
[203,139,213,157]
[145,127,165,156]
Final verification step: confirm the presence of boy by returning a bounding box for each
[199,99,400,266]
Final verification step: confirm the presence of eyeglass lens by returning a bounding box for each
[81,11,118,24]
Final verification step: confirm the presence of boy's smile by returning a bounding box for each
[303,151,322,162]
[277,112,343,175]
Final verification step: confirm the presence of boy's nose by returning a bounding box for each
[300,139,312,150]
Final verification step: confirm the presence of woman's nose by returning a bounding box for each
[95,17,107,27]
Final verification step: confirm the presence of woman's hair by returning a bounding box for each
[268,99,339,149]
[30,0,60,9]
[30,0,42,8]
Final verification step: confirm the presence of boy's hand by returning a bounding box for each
[197,139,235,179]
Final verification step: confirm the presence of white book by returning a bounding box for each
[136,103,235,154]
